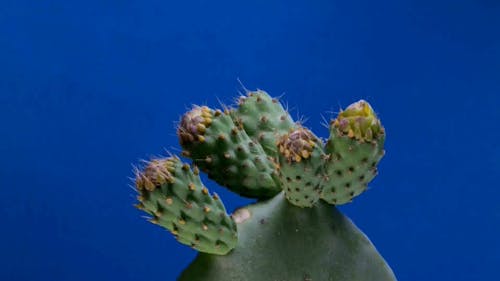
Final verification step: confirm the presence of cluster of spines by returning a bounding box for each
[331,100,384,142]
[135,157,237,255]
[177,105,215,144]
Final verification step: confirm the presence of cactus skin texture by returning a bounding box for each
[133,90,396,280]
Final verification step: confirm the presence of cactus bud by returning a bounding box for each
[331,100,384,142]
[178,106,214,145]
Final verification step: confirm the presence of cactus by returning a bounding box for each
[133,90,396,280]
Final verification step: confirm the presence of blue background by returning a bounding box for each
[1,1,499,280]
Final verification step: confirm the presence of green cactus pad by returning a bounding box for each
[276,127,325,207]
[178,193,396,281]
[321,100,385,205]
[135,157,237,255]
[231,90,295,157]
[178,106,282,198]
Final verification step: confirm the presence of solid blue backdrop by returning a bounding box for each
[1,0,499,280]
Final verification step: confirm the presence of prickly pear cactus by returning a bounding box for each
[133,90,396,281]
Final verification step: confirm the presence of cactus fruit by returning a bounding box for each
[132,90,395,280]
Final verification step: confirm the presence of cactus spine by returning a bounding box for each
[132,90,395,280]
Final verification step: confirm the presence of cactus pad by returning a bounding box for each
[231,90,295,157]
[135,157,237,255]
[276,127,325,207]
[178,193,396,281]
[178,106,282,198]
[321,100,386,205]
